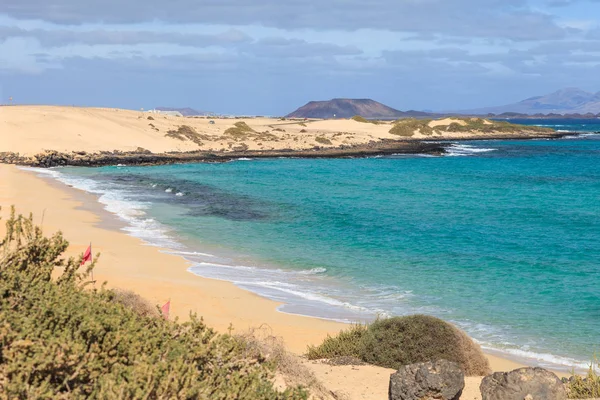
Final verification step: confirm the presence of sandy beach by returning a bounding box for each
[0,163,540,399]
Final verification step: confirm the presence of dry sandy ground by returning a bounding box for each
[0,105,398,156]
[1,164,549,399]
[0,106,540,158]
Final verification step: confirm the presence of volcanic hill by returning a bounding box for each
[286,99,430,119]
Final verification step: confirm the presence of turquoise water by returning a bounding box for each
[41,121,600,370]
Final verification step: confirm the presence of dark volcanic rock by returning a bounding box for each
[388,360,464,400]
[0,142,449,168]
[480,367,567,400]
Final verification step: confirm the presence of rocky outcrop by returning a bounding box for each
[0,141,448,168]
[388,360,464,400]
[480,367,567,400]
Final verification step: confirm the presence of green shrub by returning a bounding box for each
[566,358,600,398]
[351,115,369,123]
[351,115,380,124]
[315,137,333,145]
[0,207,306,399]
[446,122,467,132]
[110,288,159,318]
[389,119,425,137]
[306,324,368,360]
[306,315,490,376]
[431,117,554,135]
[224,122,256,138]
[389,124,415,137]
[165,125,209,145]
[360,316,489,376]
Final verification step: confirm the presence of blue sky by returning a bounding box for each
[1,0,599,114]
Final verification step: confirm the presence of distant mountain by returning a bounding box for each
[155,107,209,116]
[286,99,431,119]
[460,88,600,115]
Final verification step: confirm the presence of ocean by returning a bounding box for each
[34,119,600,371]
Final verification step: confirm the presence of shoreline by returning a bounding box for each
[2,164,577,376]
[0,164,345,354]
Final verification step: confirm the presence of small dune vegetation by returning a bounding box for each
[0,207,306,399]
[351,115,381,124]
[224,121,256,138]
[222,122,279,143]
[565,359,600,398]
[306,315,491,376]
[389,117,554,137]
[389,119,434,137]
[165,125,210,146]
[315,136,333,145]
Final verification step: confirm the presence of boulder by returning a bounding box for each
[388,360,464,400]
[480,367,566,400]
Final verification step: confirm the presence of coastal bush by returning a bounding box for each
[306,316,490,376]
[388,117,555,137]
[165,125,210,145]
[0,207,307,399]
[436,118,554,135]
[239,327,332,399]
[360,316,490,376]
[315,136,333,145]
[389,119,432,136]
[224,121,256,139]
[566,359,600,398]
[351,115,380,124]
[446,122,467,132]
[110,288,159,318]
[352,115,369,123]
[306,324,368,360]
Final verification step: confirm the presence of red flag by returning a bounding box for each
[161,300,170,320]
[81,244,92,266]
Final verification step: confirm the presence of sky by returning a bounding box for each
[1,0,600,115]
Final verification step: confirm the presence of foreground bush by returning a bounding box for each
[110,288,160,318]
[0,207,306,399]
[565,359,600,398]
[307,315,490,376]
